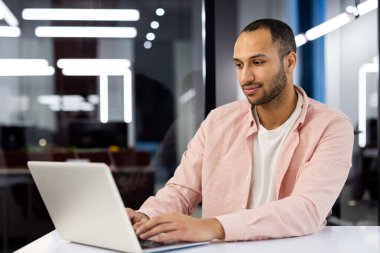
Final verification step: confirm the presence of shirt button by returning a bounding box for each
[241,205,245,209]
[246,175,250,180]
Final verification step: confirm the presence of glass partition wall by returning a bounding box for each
[324,0,379,226]
[0,0,204,251]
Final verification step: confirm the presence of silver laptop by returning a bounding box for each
[27,161,208,253]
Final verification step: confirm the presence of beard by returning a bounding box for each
[245,63,287,106]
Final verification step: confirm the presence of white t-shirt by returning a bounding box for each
[248,92,303,208]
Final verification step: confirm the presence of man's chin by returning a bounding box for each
[246,95,261,106]
[247,96,272,106]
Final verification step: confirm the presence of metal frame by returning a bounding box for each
[377,0,380,226]
[203,0,216,118]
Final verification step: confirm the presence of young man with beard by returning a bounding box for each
[126,19,354,242]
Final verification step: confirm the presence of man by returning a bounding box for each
[126,19,354,242]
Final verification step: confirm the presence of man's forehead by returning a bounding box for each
[241,28,273,39]
[233,30,277,59]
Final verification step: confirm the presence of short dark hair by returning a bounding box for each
[241,19,296,57]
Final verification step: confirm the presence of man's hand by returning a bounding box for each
[125,208,149,225]
[134,212,225,243]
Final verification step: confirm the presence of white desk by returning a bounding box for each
[14,226,380,253]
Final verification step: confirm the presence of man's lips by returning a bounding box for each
[243,85,260,95]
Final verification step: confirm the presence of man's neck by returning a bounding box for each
[255,85,298,130]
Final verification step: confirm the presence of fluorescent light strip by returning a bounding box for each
[305,13,352,41]
[295,34,307,47]
[58,59,130,75]
[88,95,99,104]
[100,75,109,123]
[179,89,196,104]
[22,8,140,21]
[201,0,206,93]
[0,59,54,76]
[0,67,55,76]
[62,67,127,76]
[0,26,20,37]
[358,63,378,148]
[123,70,132,123]
[49,102,94,112]
[35,26,137,38]
[0,0,18,26]
[0,59,49,67]
[57,59,131,68]
[58,58,132,123]
[358,0,378,15]
[38,95,96,112]
[296,0,377,47]
[37,95,60,105]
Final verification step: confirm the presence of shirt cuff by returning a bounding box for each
[215,212,250,241]
[136,208,161,219]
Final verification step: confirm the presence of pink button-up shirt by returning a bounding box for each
[139,86,354,241]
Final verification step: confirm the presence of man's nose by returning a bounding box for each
[240,67,254,85]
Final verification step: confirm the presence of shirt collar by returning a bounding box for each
[246,85,309,131]
[294,85,309,129]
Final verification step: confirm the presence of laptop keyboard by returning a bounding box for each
[139,239,173,249]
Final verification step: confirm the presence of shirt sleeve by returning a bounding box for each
[137,115,208,218]
[216,117,354,241]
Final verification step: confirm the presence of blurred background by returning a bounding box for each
[0,0,378,252]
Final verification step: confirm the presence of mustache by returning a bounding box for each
[242,82,261,88]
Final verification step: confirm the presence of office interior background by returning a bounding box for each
[0,0,378,252]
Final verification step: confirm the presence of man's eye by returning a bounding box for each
[234,63,243,68]
[254,60,264,65]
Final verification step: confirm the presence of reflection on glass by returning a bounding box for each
[0,0,204,250]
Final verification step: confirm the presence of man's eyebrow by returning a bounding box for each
[233,54,270,62]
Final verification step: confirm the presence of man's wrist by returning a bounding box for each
[206,218,225,240]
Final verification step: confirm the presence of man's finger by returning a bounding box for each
[150,231,182,243]
[135,216,161,234]
[133,220,147,231]
[139,222,177,240]
[126,208,137,221]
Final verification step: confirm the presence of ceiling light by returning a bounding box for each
[358,58,378,148]
[22,8,140,21]
[0,26,20,37]
[57,59,131,69]
[0,0,18,26]
[305,13,352,41]
[99,75,109,123]
[144,41,152,49]
[0,58,49,67]
[345,6,359,16]
[296,0,377,47]
[179,89,196,104]
[156,8,165,16]
[37,95,60,105]
[88,95,99,104]
[58,59,131,76]
[123,70,132,123]
[57,58,132,123]
[150,21,159,29]
[38,95,96,112]
[0,59,55,76]
[295,34,307,47]
[146,32,155,41]
[357,0,377,15]
[35,26,137,38]
[0,67,54,76]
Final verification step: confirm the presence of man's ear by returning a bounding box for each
[285,52,297,72]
